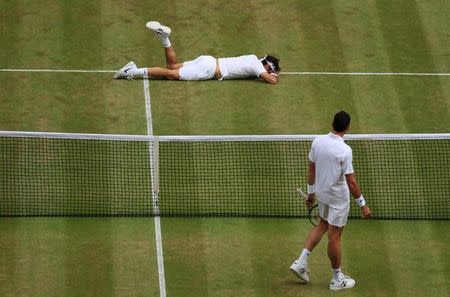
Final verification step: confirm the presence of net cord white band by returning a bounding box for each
[1,131,449,141]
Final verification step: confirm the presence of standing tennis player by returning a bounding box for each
[113,21,280,84]
[290,111,372,290]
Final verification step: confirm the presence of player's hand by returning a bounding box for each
[361,205,372,219]
[306,194,315,210]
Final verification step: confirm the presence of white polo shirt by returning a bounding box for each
[218,54,266,80]
[309,132,354,209]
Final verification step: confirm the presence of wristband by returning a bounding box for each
[307,184,315,194]
[355,195,366,207]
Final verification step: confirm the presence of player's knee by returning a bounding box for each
[318,219,328,231]
[328,231,341,243]
[165,70,180,80]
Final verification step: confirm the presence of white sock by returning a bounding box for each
[298,248,311,266]
[127,67,148,78]
[156,36,171,48]
[332,267,342,280]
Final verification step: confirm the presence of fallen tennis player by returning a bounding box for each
[289,111,372,290]
[113,21,280,84]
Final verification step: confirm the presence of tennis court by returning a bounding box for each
[1,1,449,297]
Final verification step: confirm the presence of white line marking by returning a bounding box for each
[282,71,450,76]
[1,68,449,76]
[0,68,115,73]
[144,76,154,135]
[143,74,166,297]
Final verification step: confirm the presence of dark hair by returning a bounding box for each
[332,111,351,132]
[262,55,281,72]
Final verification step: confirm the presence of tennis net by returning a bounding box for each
[1,131,449,219]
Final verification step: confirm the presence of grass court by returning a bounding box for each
[0,1,449,296]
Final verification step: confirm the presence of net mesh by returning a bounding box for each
[0,136,153,216]
[1,132,449,219]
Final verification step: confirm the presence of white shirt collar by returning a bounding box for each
[328,132,344,141]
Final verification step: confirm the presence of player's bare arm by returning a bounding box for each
[259,71,279,84]
[345,173,372,218]
[306,161,316,208]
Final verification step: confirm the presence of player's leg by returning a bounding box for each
[146,21,182,68]
[144,21,181,78]
[327,225,343,269]
[289,217,328,282]
[146,67,180,80]
[305,217,329,251]
[327,205,355,290]
[297,201,330,264]
[130,21,181,79]
[113,21,183,80]
[290,201,330,282]
[164,46,182,70]
[113,43,181,80]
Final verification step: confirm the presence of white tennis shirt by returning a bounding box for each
[218,54,266,80]
[309,132,354,209]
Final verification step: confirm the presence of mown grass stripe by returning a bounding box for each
[375,0,448,133]
[2,69,449,76]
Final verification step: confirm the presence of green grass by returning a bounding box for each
[0,218,159,297]
[160,219,450,297]
[1,1,449,135]
[0,0,449,296]
[2,218,448,297]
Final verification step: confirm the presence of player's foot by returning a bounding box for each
[329,273,355,290]
[146,21,171,38]
[289,260,310,282]
[113,61,136,80]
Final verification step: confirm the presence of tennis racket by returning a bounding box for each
[296,188,319,226]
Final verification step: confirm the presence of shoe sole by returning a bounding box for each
[146,21,171,37]
[289,267,309,283]
[329,285,355,291]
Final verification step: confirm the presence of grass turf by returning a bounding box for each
[0,0,449,296]
[0,218,159,297]
[1,218,449,297]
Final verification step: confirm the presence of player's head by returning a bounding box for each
[332,110,351,133]
[260,55,280,73]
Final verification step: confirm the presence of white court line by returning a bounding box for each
[143,75,166,297]
[283,71,450,76]
[144,77,154,136]
[0,68,449,76]
[0,68,115,73]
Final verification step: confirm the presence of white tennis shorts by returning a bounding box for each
[179,55,217,81]
[318,200,350,227]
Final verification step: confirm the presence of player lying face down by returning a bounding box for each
[113,21,280,84]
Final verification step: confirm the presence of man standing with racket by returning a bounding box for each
[290,111,372,290]
[113,21,280,84]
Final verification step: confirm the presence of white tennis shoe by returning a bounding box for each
[113,61,137,80]
[146,21,171,38]
[289,260,310,282]
[329,273,356,290]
